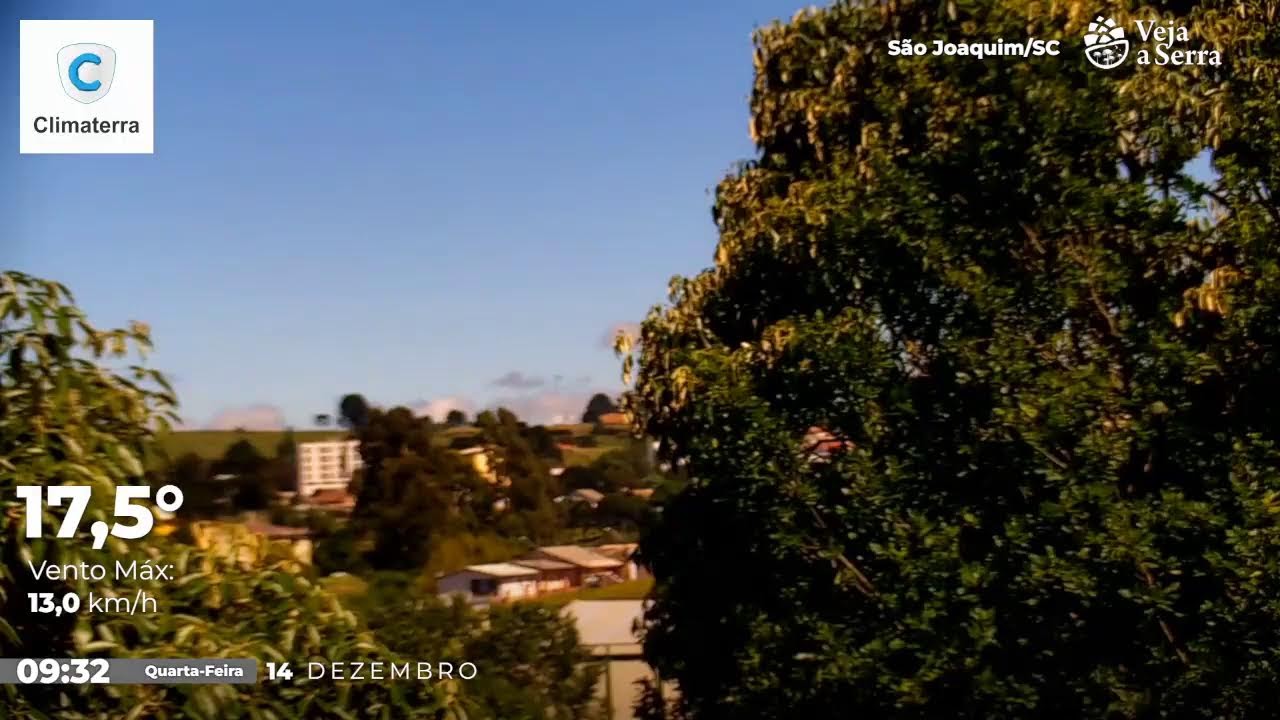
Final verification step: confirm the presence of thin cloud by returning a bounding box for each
[489,391,593,425]
[410,396,476,421]
[205,404,287,431]
[491,371,546,390]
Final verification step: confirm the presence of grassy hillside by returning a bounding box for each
[152,424,630,465]
[152,430,348,460]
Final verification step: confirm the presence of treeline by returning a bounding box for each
[151,433,297,516]
[319,402,667,576]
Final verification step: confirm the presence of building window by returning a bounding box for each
[470,578,498,596]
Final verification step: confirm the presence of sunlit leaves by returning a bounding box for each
[0,272,463,718]
[629,1,1280,718]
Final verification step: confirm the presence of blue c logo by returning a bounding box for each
[68,53,102,91]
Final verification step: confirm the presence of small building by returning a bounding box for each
[596,412,629,429]
[302,488,357,515]
[297,440,363,496]
[593,543,643,581]
[437,563,541,604]
[511,557,577,594]
[458,446,500,485]
[521,545,624,587]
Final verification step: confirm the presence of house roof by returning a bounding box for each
[512,558,575,571]
[308,489,355,506]
[593,543,639,562]
[597,412,628,426]
[533,545,623,569]
[571,488,605,502]
[463,562,540,578]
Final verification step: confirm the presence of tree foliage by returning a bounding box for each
[338,393,371,430]
[476,409,562,542]
[580,393,618,424]
[0,272,460,718]
[628,1,1280,717]
[354,575,603,720]
[350,407,489,569]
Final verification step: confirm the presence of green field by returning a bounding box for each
[151,430,349,461]
[561,445,619,466]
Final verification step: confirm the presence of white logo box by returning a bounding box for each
[19,20,154,154]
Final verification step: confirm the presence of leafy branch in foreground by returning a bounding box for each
[0,271,462,719]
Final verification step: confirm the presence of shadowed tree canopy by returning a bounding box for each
[339,393,372,429]
[351,406,488,569]
[275,427,297,460]
[581,393,618,424]
[216,438,266,477]
[445,409,469,427]
[628,2,1280,718]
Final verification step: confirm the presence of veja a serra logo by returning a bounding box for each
[1083,14,1221,69]
[1083,17,1128,69]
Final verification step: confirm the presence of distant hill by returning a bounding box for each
[150,423,626,465]
[152,430,349,461]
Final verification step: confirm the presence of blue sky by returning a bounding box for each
[4,0,804,428]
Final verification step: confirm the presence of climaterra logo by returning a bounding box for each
[58,43,117,103]
[36,41,139,135]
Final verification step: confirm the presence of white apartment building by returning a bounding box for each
[296,440,362,496]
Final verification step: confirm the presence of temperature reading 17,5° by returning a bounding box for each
[16,485,184,549]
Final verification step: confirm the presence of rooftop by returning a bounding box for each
[462,562,541,578]
[307,489,356,506]
[593,543,639,562]
[533,545,623,569]
[512,558,575,571]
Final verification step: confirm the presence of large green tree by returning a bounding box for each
[476,409,562,542]
[0,272,460,718]
[351,407,489,569]
[628,1,1280,718]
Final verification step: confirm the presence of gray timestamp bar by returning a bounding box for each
[0,658,258,684]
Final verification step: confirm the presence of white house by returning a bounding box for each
[296,440,362,497]
[436,563,541,604]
